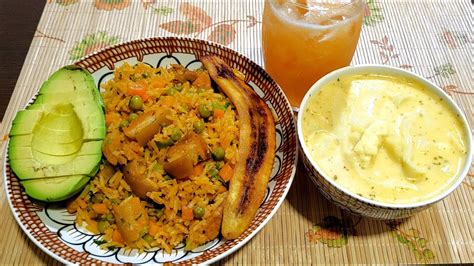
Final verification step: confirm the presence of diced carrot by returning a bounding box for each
[181,206,194,221]
[213,109,225,119]
[192,164,204,177]
[150,78,167,89]
[92,203,108,214]
[149,221,159,236]
[218,163,234,182]
[127,84,149,101]
[105,113,121,125]
[112,229,124,244]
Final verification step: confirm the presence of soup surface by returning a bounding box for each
[302,73,467,204]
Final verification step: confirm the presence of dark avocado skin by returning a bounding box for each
[8,66,105,202]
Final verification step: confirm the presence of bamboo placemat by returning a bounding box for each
[0,0,472,264]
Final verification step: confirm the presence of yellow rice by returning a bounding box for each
[67,62,239,253]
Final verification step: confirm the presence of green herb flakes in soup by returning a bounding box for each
[301,74,467,204]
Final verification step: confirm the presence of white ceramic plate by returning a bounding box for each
[4,37,297,264]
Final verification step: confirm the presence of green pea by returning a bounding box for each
[212,102,225,111]
[119,120,129,129]
[98,220,109,234]
[128,113,139,122]
[155,139,174,148]
[212,147,225,161]
[143,234,154,244]
[129,96,143,111]
[141,73,149,78]
[193,120,205,133]
[166,87,178,96]
[103,213,114,222]
[198,104,211,118]
[174,84,183,92]
[171,128,183,142]
[193,206,205,219]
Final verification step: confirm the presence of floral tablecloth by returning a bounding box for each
[0,0,472,264]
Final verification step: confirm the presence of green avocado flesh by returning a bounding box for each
[8,66,105,202]
[21,175,90,202]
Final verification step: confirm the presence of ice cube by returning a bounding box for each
[303,0,353,25]
[280,1,308,19]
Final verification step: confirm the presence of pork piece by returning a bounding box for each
[163,132,208,179]
[113,196,149,244]
[123,160,158,198]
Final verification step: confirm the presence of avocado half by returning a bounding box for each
[8,66,105,202]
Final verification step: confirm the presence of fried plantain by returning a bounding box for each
[201,55,276,239]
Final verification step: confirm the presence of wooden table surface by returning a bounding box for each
[0,1,60,264]
[0,1,45,121]
[0,1,472,265]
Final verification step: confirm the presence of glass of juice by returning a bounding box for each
[262,0,364,109]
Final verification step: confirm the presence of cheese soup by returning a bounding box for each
[301,74,467,204]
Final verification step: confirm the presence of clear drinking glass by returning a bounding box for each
[262,0,365,109]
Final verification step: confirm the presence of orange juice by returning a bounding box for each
[262,0,364,107]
